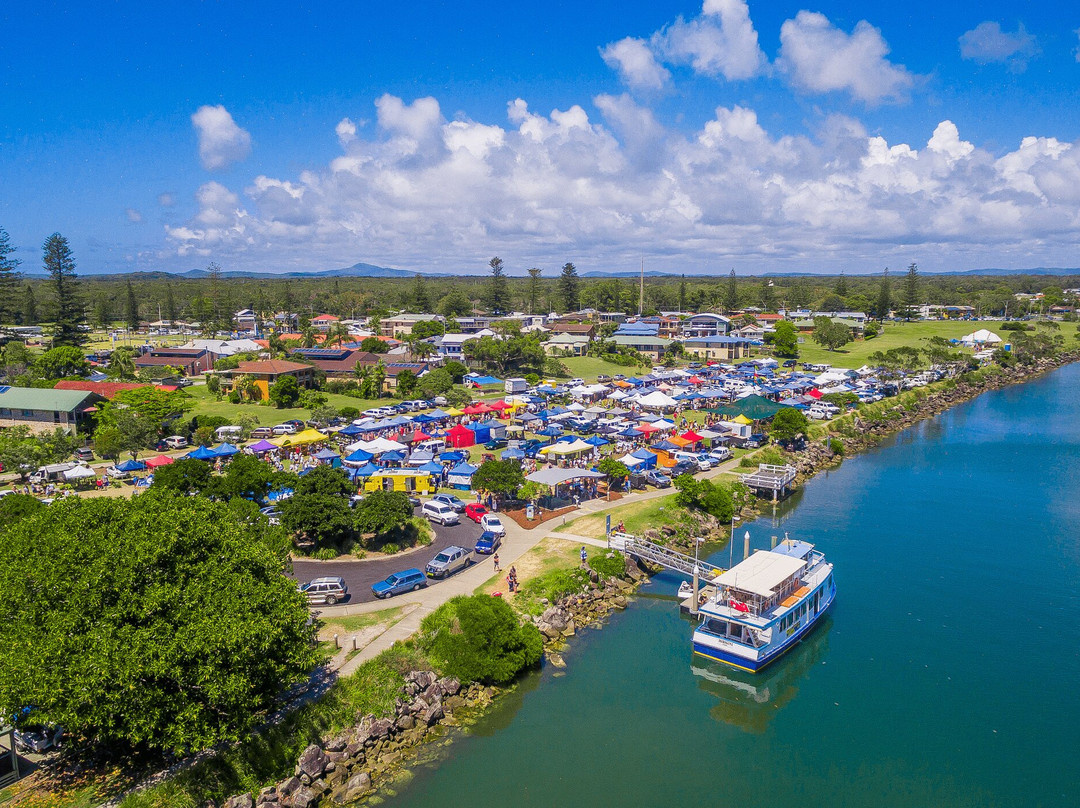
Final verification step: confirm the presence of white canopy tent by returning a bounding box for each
[960,329,1002,346]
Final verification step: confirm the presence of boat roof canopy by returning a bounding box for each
[716,551,806,597]
[769,539,814,560]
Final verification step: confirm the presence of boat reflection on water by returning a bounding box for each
[690,615,832,734]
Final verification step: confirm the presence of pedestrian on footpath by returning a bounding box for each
[580,546,588,567]
[493,552,501,571]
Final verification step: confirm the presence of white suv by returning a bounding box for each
[164,435,189,449]
[422,501,460,526]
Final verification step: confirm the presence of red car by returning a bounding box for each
[465,502,487,523]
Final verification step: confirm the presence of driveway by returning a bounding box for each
[290,510,488,605]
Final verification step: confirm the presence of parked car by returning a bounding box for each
[422,500,460,526]
[432,493,466,512]
[164,435,189,449]
[484,438,508,450]
[14,724,63,754]
[425,545,473,578]
[669,460,697,477]
[465,502,488,522]
[675,451,710,471]
[613,374,626,381]
[73,447,94,462]
[474,531,502,554]
[644,469,672,488]
[707,447,733,463]
[522,439,545,458]
[106,465,130,479]
[259,505,283,525]
[272,423,297,435]
[372,569,427,599]
[480,513,506,536]
[251,426,274,439]
[284,419,305,430]
[596,374,612,383]
[627,472,649,490]
[298,576,348,606]
[695,453,717,470]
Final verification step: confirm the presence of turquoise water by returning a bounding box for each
[381,365,1080,808]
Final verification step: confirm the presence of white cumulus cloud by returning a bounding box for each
[335,117,357,146]
[600,37,671,89]
[653,0,767,81]
[778,11,916,104]
[959,21,1038,70]
[191,104,252,170]
[161,93,1080,274]
[125,208,143,223]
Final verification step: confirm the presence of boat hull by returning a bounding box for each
[693,592,834,673]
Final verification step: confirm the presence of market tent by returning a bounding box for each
[448,462,478,489]
[418,460,445,474]
[248,439,278,453]
[439,450,467,463]
[400,429,431,444]
[64,464,97,480]
[960,329,1002,346]
[630,448,658,468]
[501,447,525,460]
[584,435,610,446]
[213,442,240,457]
[446,424,476,448]
[353,462,382,477]
[184,446,216,461]
[313,448,340,461]
[381,450,406,463]
[443,407,465,417]
[681,429,704,443]
[461,403,488,415]
[732,414,753,425]
[337,423,363,436]
[407,450,435,465]
[467,422,491,444]
[540,438,593,455]
[707,394,785,420]
[345,448,374,463]
[145,454,175,467]
[525,468,605,486]
[620,453,649,469]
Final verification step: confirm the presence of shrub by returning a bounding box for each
[516,567,588,605]
[587,550,626,579]
[313,547,340,560]
[418,595,543,684]
[380,543,400,555]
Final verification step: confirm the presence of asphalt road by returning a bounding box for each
[290,509,496,605]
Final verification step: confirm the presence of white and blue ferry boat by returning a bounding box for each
[693,538,835,673]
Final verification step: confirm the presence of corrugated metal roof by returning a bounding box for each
[0,386,101,411]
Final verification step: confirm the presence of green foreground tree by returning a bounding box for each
[0,491,318,754]
[471,459,526,499]
[43,232,86,347]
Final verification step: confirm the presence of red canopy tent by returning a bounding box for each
[461,403,487,415]
[488,400,512,411]
[446,424,476,448]
[687,375,705,384]
[680,429,704,444]
[807,388,823,399]
[400,429,432,444]
[145,454,175,467]
[636,422,664,434]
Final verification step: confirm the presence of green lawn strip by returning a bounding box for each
[794,319,992,369]
[554,495,681,540]
[558,356,645,382]
[319,606,406,637]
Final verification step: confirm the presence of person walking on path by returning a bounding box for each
[493,552,501,572]
[580,546,588,567]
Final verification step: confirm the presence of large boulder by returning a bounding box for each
[421,702,445,726]
[438,677,461,696]
[288,785,319,808]
[297,745,329,780]
[369,717,395,740]
[224,795,254,808]
[339,771,372,804]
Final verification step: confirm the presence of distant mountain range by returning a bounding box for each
[39,262,1080,280]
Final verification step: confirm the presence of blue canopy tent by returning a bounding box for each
[418,460,445,475]
[439,450,466,463]
[412,413,436,424]
[447,462,478,490]
[427,409,452,420]
[381,450,406,464]
[537,425,564,437]
[345,448,374,463]
[630,448,658,469]
[116,459,147,472]
[353,462,382,478]
[651,440,681,452]
[466,375,502,386]
[213,442,240,457]
[501,447,525,460]
[467,422,491,444]
[313,448,342,467]
[184,445,217,461]
[584,435,610,447]
[338,424,363,436]
[618,427,643,438]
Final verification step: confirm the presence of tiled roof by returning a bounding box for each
[53,380,149,399]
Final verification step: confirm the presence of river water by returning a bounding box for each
[379,364,1080,808]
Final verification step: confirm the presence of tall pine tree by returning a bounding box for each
[43,233,86,347]
[485,257,510,314]
[558,262,580,313]
[527,268,542,314]
[0,226,22,325]
[125,280,139,329]
[23,285,37,326]
[412,273,431,312]
[723,269,739,313]
[875,269,892,321]
[901,262,920,320]
[164,282,177,323]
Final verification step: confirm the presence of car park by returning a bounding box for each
[644,470,672,488]
[272,423,297,435]
[372,569,427,599]
[474,531,501,554]
[298,576,348,606]
[480,513,506,536]
[425,545,473,578]
[432,493,466,512]
[465,502,488,522]
[164,435,189,449]
[422,500,460,525]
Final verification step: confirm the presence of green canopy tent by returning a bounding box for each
[706,394,786,421]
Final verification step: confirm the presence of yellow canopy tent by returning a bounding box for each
[443,407,465,417]
[271,428,329,448]
[732,414,753,425]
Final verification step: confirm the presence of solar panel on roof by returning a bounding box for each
[292,348,352,359]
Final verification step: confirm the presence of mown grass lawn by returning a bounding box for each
[554,494,681,540]
[184,384,388,427]
[795,319,998,369]
[559,356,645,382]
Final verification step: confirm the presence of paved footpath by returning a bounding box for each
[334,457,742,675]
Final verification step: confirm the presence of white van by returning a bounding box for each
[808,403,839,420]
[417,438,446,454]
[215,425,243,441]
[422,500,460,526]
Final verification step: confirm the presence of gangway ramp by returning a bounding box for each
[608,532,724,579]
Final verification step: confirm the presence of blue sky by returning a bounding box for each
[2,0,1079,275]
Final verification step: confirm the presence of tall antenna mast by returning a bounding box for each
[638,257,644,317]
